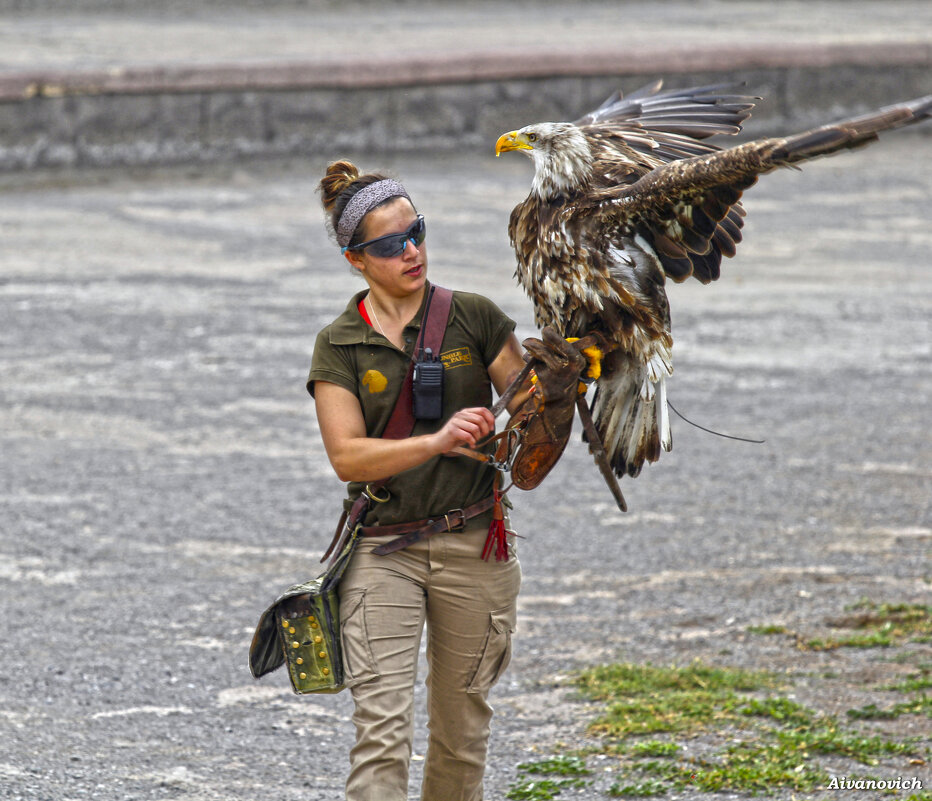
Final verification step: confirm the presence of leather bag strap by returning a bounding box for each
[381,285,453,439]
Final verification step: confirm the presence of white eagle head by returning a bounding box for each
[496,122,593,199]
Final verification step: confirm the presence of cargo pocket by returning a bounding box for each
[467,606,516,694]
[340,590,380,688]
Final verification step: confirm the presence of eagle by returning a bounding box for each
[495,81,931,501]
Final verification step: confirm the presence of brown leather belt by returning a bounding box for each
[363,494,496,555]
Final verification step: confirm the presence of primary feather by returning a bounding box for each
[496,82,931,483]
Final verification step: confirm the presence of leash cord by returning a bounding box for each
[667,400,765,444]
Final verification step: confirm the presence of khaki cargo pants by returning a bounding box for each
[338,519,521,801]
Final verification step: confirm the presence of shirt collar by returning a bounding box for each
[328,281,450,347]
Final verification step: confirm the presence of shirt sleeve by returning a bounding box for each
[466,293,516,366]
[306,326,358,398]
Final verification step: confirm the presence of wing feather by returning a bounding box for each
[573,81,757,136]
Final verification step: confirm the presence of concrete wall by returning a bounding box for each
[1,58,930,171]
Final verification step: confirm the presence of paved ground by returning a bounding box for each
[1,118,930,799]
[2,1,930,73]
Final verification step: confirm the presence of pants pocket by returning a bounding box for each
[340,589,381,688]
[466,605,516,694]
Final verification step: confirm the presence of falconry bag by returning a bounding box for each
[248,286,453,694]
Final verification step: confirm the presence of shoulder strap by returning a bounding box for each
[381,285,453,440]
[321,286,453,564]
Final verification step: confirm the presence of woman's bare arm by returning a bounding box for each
[314,381,495,482]
[487,333,534,415]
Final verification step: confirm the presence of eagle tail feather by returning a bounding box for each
[658,376,672,452]
[590,369,672,479]
[622,397,655,474]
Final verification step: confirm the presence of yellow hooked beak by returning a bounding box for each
[495,130,533,157]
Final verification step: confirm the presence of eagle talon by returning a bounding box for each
[566,337,605,381]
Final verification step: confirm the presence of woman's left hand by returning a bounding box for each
[432,407,496,453]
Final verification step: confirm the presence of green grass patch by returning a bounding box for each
[506,778,588,800]
[804,629,894,650]
[565,659,925,796]
[515,756,590,776]
[609,778,667,797]
[746,624,791,636]
[507,756,592,800]
[576,660,778,737]
[628,740,680,758]
[884,665,932,693]
[799,600,932,651]
[687,739,827,794]
[516,602,932,797]
[739,696,814,726]
[847,696,932,720]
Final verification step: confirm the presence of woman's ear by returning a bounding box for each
[344,249,365,272]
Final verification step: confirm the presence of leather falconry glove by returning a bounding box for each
[500,326,591,490]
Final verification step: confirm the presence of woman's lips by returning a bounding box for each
[405,264,423,277]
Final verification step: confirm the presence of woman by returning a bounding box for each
[309,160,530,801]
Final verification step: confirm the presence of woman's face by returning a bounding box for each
[345,197,427,299]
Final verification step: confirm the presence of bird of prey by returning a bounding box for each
[495,81,931,499]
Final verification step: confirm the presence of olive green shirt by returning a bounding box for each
[308,283,516,526]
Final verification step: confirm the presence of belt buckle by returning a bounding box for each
[444,508,466,532]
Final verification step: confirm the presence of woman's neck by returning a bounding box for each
[365,284,427,349]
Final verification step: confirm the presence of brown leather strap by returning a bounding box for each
[320,492,371,565]
[366,493,497,556]
[381,285,453,440]
[576,393,627,513]
[320,507,349,563]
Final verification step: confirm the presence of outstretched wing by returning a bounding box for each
[576,81,758,165]
[573,82,759,283]
[577,95,932,284]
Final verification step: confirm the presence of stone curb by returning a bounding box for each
[1,41,930,101]
[1,41,930,171]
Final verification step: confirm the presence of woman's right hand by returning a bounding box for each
[433,407,496,453]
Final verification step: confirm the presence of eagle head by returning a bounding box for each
[495,122,593,200]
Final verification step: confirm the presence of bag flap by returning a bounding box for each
[248,576,326,678]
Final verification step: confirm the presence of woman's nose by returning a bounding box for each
[400,237,418,257]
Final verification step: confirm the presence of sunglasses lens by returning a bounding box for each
[411,217,426,245]
[363,216,426,258]
[367,236,406,258]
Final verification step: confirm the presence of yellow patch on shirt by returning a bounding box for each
[441,347,472,370]
[362,369,388,393]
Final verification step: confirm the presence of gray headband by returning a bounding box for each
[336,179,410,248]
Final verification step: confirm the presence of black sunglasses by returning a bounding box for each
[343,215,426,258]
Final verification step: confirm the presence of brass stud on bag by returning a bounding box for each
[314,635,322,644]
[299,672,307,680]
[292,641,300,649]
[296,657,304,665]
[310,622,318,629]
[319,651,326,660]
[322,668,329,676]
[289,627,296,634]
[281,620,289,628]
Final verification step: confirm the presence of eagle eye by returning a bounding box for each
[527,133,538,142]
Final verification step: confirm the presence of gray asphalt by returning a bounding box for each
[2,117,930,799]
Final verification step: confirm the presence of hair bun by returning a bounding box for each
[319,160,360,212]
